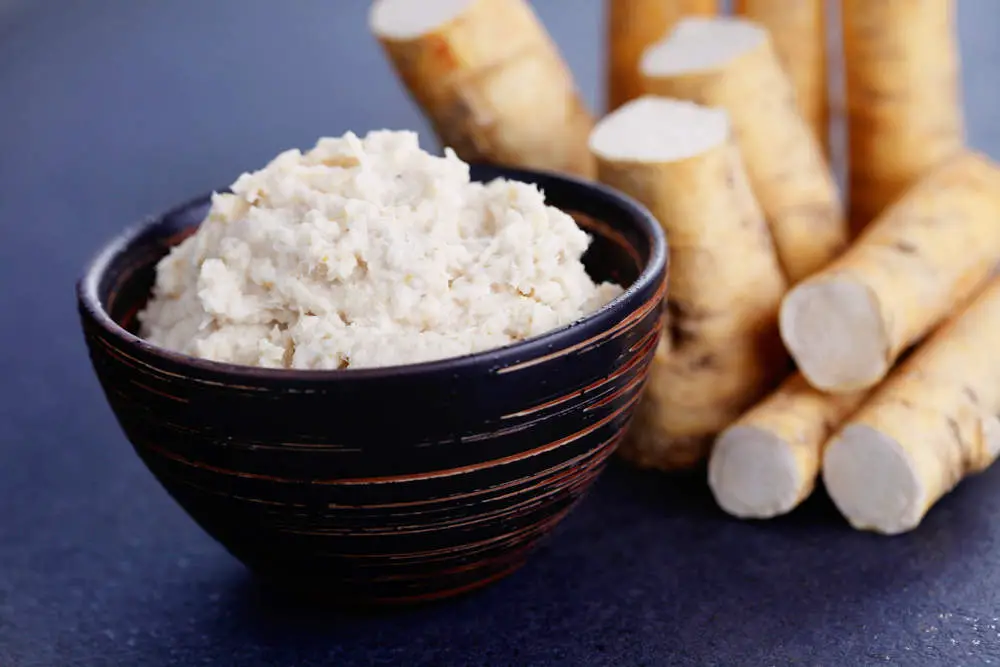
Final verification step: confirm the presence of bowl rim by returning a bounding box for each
[77,163,667,382]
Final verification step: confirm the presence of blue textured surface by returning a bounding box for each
[4,1,1000,664]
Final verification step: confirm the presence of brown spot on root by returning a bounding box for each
[667,299,708,322]
[821,417,840,435]
[689,353,716,371]
[892,240,918,254]
[946,416,963,451]
[963,386,980,405]
[944,416,975,472]
[428,35,456,70]
[435,95,493,161]
[666,299,706,350]
[899,399,916,409]
[667,319,697,350]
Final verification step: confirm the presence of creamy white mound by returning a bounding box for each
[138,130,623,370]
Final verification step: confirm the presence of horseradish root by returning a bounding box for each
[590,96,788,470]
[605,0,717,113]
[780,151,1000,394]
[641,17,845,283]
[842,0,965,232]
[734,0,828,157]
[709,374,868,519]
[370,0,595,177]
[823,277,1000,535]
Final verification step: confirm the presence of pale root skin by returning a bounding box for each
[708,373,869,519]
[370,0,596,177]
[590,99,789,471]
[823,277,1000,535]
[642,18,846,283]
[780,151,1000,394]
[734,0,829,158]
[843,0,965,233]
[605,0,718,113]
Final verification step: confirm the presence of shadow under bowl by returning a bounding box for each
[77,164,668,606]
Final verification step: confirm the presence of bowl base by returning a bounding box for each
[248,558,529,609]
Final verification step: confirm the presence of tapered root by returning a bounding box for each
[709,374,869,518]
[591,96,788,470]
[781,151,1000,393]
[823,277,1000,534]
[371,0,595,177]
[642,17,846,283]
[843,0,965,231]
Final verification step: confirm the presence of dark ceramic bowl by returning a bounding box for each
[77,164,667,605]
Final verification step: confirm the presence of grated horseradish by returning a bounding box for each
[139,130,622,369]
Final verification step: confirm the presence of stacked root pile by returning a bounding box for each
[373,0,989,535]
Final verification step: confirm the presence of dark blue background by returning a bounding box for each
[4,1,1000,664]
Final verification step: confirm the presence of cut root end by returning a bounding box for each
[708,425,801,519]
[369,0,475,38]
[780,279,888,392]
[822,424,925,535]
[640,16,766,78]
[589,96,728,164]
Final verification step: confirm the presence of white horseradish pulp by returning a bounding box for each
[138,130,623,370]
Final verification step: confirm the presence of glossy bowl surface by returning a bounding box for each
[77,164,667,605]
